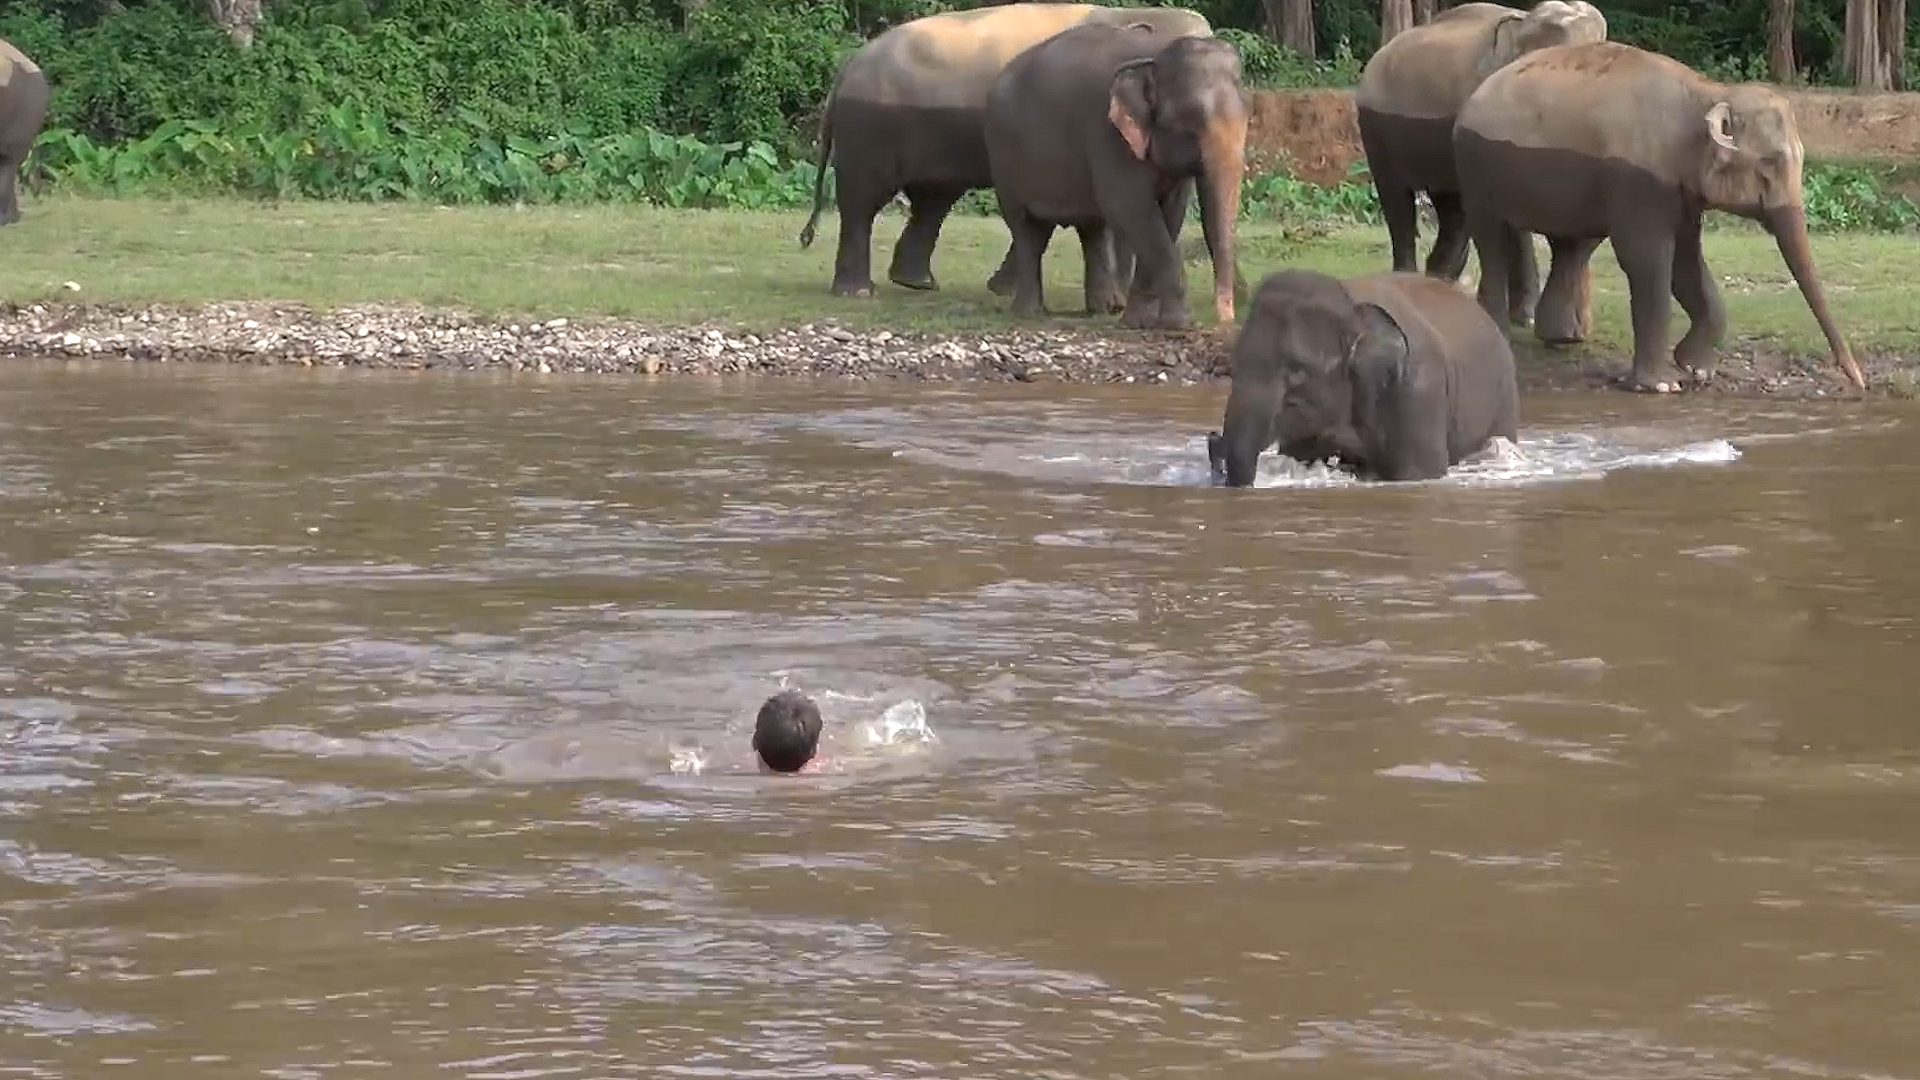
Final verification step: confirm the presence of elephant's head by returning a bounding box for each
[1108,34,1249,324]
[1212,271,1402,487]
[1695,85,1865,389]
[1485,1,1608,74]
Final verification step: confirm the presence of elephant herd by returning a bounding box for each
[796,0,1870,486]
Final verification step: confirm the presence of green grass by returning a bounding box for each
[2,195,1917,358]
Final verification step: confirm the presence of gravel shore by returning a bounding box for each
[0,299,1894,399]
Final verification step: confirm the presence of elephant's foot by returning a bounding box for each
[1534,307,1587,346]
[889,272,938,291]
[1010,295,1047,319]
[1506,305,1535,330]
[831,278,877,299]
[986,266,1017,297]
[1119,299,1190,331]
[1618,367,1697,394]
[1084,287,1125,316]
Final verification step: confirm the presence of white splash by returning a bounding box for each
[861,698,937,748]
[961,429,1742,489]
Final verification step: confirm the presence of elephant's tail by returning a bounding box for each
[797,100,835,251]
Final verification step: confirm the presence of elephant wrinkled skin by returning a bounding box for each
[1354,1,1605,330]
[1453,41,1866,393]
[984,23,1247,329]
[1208,270,1519,487]
[796,2,1212,299]
[0,38,49,226]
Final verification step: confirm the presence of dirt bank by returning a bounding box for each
[1247,87,1920,186]
[0,300,1887,400]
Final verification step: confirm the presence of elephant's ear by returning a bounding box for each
[1108,59,1155,161]
[1349,302,1410,391]
[1487,11,1528,68]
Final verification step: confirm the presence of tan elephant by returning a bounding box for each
[795,2,1212,299]
[1354,1,1606,329]
[1454,40,1865,393]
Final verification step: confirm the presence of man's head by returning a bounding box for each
[753,690,823,773]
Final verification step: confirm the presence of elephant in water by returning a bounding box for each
[983,23,1246,329]
[795,2,1212,299]
[1207,269,1519,486]
[0,38,49,225]
[1453,40,1865,392]
[1354,1,1606,327]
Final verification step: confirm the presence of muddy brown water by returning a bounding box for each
[3,362,1919,1078]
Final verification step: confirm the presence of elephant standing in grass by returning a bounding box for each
[1453,40,1866,393]
[983,23,1246,328]
[1354,0,1606,329]
[0,38,48,226]
[796,2,1213,299]
[1208,270,1518,487]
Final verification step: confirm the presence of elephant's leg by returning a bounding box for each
[1611,230,1681,392]
[1669,214,1726,381]
[1109,231,1135,308]
[0,160,19,226]
[1426,190,1471,281]
[831,177,897,298]
[1162,178,1193,243]
[1001,200,1055,318]
[1536,237,1601,345]
[1101,179,1187,331]
[1502,226,1541,329]
[889,187,962,291]
[1076,222,1121,315]
[1464,201,1512,333]
[987,244,1018,296]
[1377,175,1421,274]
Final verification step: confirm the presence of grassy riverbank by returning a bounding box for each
[0,195,1916,394]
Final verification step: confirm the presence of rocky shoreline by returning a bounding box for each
[0,299,1896,399]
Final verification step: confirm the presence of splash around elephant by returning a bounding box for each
[983,23,1246,329]
[0,38,49,226]
[1206,269,1518,487]
[795,2,1212,299]
[1453,40,1866,393]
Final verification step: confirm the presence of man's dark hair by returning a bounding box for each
[753,690,823,773]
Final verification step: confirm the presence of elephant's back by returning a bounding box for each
[837,3,1105,107]
[989,22,1167,121]
[1352,272,1508,358]
[1458,41,1712,172]
[0,38,39,90]
[1355,4,1514,120]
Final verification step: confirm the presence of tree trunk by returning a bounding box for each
[1263,0,1316,59]
[1767,0,1796,83]
[1845,0,1891,90]
[1880,0,1907,90]
[1382,0,1415,43]
[206,0,261,46]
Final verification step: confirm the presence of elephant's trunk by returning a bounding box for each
[1767,203,1865,390]
[1215,384,1271,487]
[1197,109,1247,326]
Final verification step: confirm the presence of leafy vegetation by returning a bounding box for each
[2,0,1919,231]
[27,114,1920,234]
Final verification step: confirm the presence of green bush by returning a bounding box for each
[28,109,1920,235]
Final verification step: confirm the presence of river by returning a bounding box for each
[2,362,1917,1079]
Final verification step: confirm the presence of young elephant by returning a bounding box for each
[984,23,1246,328]
[1454,41,1865,392]
[1207,270,1518,487]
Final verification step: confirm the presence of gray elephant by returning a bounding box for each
[1453,41,1866,393]
[1206,269,1518,487]
[0,39,48,226]
[795,2,1212,299]
[983,23,1245,329]
[1354,0,1605,329]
